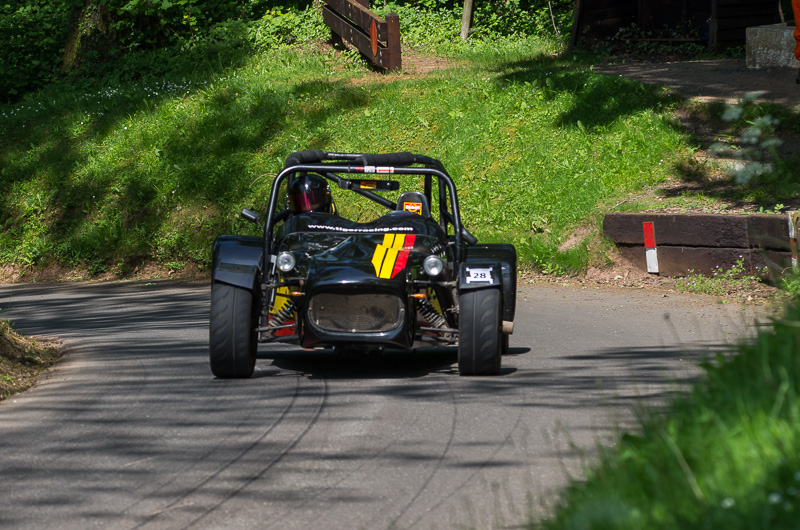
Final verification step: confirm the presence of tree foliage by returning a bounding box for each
[1,0,574,103]
[1,0,281,102]
[0,1,73,102]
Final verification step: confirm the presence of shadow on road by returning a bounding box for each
[0,280,754,529]
[0,280,734,404]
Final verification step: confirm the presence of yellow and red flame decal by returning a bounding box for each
[372,234,416,278]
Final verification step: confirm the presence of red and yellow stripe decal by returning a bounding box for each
[372,234,415,279]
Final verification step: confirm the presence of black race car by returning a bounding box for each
[210,151,516,377]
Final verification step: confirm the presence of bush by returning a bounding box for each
[0,0,311,102]
[0,1,72,103]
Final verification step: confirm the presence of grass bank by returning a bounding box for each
[0,9,693,278]
[537,298,800,529]
[0,320,60,400]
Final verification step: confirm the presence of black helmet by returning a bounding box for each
[287,174,332,214]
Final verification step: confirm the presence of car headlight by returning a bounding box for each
[276,251,297,273]
[423,255,444,277]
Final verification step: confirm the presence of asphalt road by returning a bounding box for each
[594,58,800,109]
[0,280,769,529]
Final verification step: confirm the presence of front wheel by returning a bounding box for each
[458,288,502,376]
[209,282,258,378]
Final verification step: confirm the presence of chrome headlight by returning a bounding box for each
[423,255,444,277]
[276,251,296,273]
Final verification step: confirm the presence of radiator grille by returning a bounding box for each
[308,293,404,333]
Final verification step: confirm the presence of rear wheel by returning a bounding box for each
[209,282,258,378]
[458,288,502,376]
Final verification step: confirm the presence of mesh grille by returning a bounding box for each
[308,293,404,333]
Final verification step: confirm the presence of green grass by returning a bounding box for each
[0,19,689,275]
[675,258,771,297]
[538,298,800,530]
[1,6,798,279]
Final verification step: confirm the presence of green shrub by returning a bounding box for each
[0,0,316,102]
[472,0,573,38]
[0,1,72,103]
[248,7,327,48]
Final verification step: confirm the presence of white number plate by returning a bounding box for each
[465,267,493,284]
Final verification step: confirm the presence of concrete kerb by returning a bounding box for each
[746,22,800,69]
[603,212,800,277]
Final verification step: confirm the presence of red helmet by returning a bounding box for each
[287,174,332,214]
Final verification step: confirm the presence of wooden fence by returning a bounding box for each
[322,0,402,71]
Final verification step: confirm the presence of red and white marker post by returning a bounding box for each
[643,221,658,274]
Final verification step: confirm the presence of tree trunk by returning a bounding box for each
[460,0,474,41]
[61,1,113,71]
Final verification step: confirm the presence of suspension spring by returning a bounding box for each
[417,298,447,328]
[271,300,296,328]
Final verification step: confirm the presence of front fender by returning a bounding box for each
[460,244,517,323]
[212,235,263,291]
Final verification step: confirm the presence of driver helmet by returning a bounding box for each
[287,174,333,214]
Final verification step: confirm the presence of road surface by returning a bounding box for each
[0,280,768,529]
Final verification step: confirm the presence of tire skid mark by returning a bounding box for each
[184,374,329,529]
[165,373,328,529]
[382,376,459,529]
[405,392,528,528]
[295,387,431,529]
[125,371,309,527]
[276,375,457,530]
[128,373,303,524]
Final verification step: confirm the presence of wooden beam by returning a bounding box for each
[385,13,401,70]
[322,7,399,70]
[324,0,388,40]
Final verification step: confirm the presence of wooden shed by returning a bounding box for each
[570,0,781,50]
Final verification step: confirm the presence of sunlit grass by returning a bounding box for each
[538,299,800,530]
[1,27,686,274]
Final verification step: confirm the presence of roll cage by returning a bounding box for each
[261,150,478,265]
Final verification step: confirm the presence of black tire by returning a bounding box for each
[458,288,502,376]
[209,282,258,378]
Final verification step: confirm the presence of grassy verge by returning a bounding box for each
[0,8,693,278]
[537,298,800,530]
[3,7,800,282]
[0,320,60,400]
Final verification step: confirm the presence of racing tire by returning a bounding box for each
[209,281,257,378]
[458,288,502,376]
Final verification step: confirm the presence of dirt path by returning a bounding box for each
[595,58,799,109]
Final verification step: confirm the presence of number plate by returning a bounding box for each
[465,267,493,284]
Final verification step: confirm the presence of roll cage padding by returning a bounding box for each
[284,149,327,168]
[355,152,441,168]
[356,152,411,166]
[284,151,442,171]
